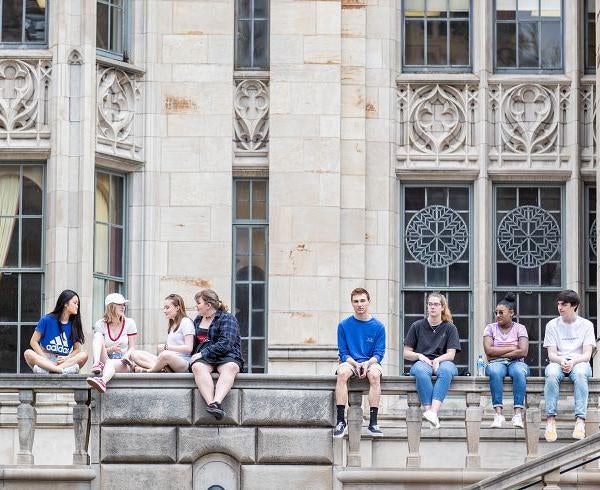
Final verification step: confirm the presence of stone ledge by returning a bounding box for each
[178,427,256,463]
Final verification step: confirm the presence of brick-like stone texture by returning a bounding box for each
[100,389,193,425]
[242,465,333,490]
[100,427,177,463]
[241,389,334,426]
[257,428,333,463]
[178,427,256,463]
[100,464,192,490]
[193,388,240,425]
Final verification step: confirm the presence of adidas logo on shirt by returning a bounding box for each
[46,332,70,355]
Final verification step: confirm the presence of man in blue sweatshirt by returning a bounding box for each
[333,288,386,438]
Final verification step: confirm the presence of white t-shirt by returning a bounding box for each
[543,315,596,358]
[166,316,195,360]
[93,317,137,359]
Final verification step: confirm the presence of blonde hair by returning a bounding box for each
[428,292,453,323]
[103,303,123,326]
[194,289,229,312]
[165,294,187,333]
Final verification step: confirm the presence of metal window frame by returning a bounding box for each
[0,162,45,374]
[401,0,473,72]
[232,178,268,373]
[0,0,49,48]
[584,185,597,333]
[399,182,474,372]
[234,0,270,70]
[493,0,564,73]
[96,0,130,60]
[584,0,596,74]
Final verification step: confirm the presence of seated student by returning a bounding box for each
[333,288,386,438]
[189,289,244,420]
[483,293,529,428]
[403,292,460,429]
[125,294,194,373]
[543,290,596,442]
[86,293,137,393]
[24,289,88,374]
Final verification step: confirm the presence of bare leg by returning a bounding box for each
[24,349,63,373]
[129,350,158,369]
[214,362,240,403]
[92,333,108,364]
[335,366,353,406]
[431,399,442,414]
[58,351,88,369]
[147,351,188,373]
[192,362,215,405]
[101,359,128,384]
[367,370,381,408]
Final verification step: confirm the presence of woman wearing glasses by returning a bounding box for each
[403,292,461,429]
[483,292,529,428]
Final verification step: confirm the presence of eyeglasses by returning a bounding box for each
[494,311,507,316]
[428,302,442,307]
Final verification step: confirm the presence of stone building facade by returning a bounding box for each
[0,0,599,382]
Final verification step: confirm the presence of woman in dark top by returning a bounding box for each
[403,292,461,429]
[189,289,244,419]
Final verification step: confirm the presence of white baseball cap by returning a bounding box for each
[105,293,129,306]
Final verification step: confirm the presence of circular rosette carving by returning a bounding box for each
[97,67,139,143]
[405,205,469,268]
[500,84,557,154]
[497,206,560,268]
[408,85,466,155]
[0,59,38,132]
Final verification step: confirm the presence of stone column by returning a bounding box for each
[405,391,422,468]
[585,393,599,470]
[524,392,542,462]
[72,389,90,465]
[541,469,561,490]
[465,392,482,468]
[346,390,362,467]
[16,390,36,465]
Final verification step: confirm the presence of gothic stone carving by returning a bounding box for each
[0,58,51,143]
[580,82,596,170]
[234,78,269,153]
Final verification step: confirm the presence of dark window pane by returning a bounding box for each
[449,292,468,314]
[237,0,251,18]
[0,273,18,321]
[540,21,561,69]
[236,255,249,281]
[110,174,124,225]
[405,20,425,65]
[253,19,269,69]
[405,187,425,210]
[22,168,43,215]
[235,20,252,69]
[252,283,265,309]
[449,187,469,210]
[496,23,516,67]
[252,310,265,337]
[404,291,426,315]
[0,325,17,373]
[497,263,517,286]
[496,0,516,20]
[254,0,268,18]
[21,273,41,322]
[21,218,42,267]
[497,187,516,210]
[236,227,250,255]
[541,263,560,286]
[236,180,250,219]
[427,187,446,205]
[518,22,539,68]
[251,256,265,280]
[519,293,538,316]
[110,5,124,53]
[235,284,249,335]
[449,21,469,65]
[97,2,109,51]
[109,226,123,277]
[0,218,19,267]
[449,262,469,286]
[252,226,266,252]
[518,187,538,206]
[587,6,595,71]
[24,0,46,42]
[540,187,560,211]
[252,182,267,219]
[405,262,425,286]
[427,20,448,65]
[95,223,108,275]
[20,324,35,373]
[454,316,468,338]
[251,339,265,369]
[427,266,446,286]
[2,0,23,42]
[518,267,538,285]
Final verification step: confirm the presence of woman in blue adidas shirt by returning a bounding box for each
[24,289,88,374]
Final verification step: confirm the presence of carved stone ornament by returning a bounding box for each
[234,78,269,152]
[0,58,51,140]
[97,65,141,156]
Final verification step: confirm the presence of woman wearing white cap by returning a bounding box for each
[86,293,137,393]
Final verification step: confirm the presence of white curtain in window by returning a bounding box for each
[0,174,20,266]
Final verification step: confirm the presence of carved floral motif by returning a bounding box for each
[234,78,269,152]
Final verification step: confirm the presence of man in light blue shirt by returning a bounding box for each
[333,288,386,438]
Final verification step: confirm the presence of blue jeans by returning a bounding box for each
[409,360,458,406]
[485,360,529,409]
[544,362,592,419]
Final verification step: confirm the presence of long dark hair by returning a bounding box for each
[49,289,85,344]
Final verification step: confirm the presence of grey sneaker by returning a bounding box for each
[32,365,49,374]
[62,364,80,375]
[368,424,383,437]
[333,421,347,438]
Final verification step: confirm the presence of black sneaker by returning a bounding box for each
[333,421,347,438]
[206,402,225,420]
[368,424,383,437]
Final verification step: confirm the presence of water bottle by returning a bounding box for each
[476,354,485,377]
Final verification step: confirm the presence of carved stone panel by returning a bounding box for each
[234,78,269,155]
[96,64,142,162]
[0,58,51,146]
[580,82,596,171]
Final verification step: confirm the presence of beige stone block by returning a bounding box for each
[268,311,318,344]
[161,138,199,172]
[208,35,234,64]
[159,275,211,307]
[303,138,340,172]
[315,243,341,276]
[269,138,304,171]
[270,115,320,138]
[340,208,365,244]
[169,172,231,206]
[341,9,366,38]
[341,65,366,84]
[210,205,233,243]
[271,3,316,35]
[268,276,291,310]
[272,64,340,83]
[341,243,366,279]
[270,242,313,276]
[341,117,365,140]
[317,311,339,344]
[318,172,340,207]
[173,3,233,35]
[340,139,365,175]
[341,84,365,118]
[366,38,384,69]
[366,175,391,210]
[290,82,340,115]
[316,2,341,35]
[291,207,340,242]
[319,115,340,138]
[159,207,211,242]
[341,174,365,209]
[268,360,316,375]
[269,81,291,115]
[289,276,338,311]
[342,37,366,67]
[366,118,390,142]
[168,241,230,278]
[365,244,389,280]
[304,35,341,64]
[269,206,294,242]
[171,65,232,84]
[241,465,333,490]
[270,171,321,206]
[367,6,391,39]
[161,35,208,63]
[198,137,232,170]
[167,114,231,137]
[271,35,304,64]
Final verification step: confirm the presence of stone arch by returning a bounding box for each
[193,453,240,490]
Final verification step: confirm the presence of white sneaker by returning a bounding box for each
[490,413,505,428]
[62,364,80,375]
[512,413,524,428]
[423,410,440,429]
[32,365,49,374]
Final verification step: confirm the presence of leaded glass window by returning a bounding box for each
[0,0,47,46]
[93,170,126,322]
[401,185,471,373]
[493,185,563,376]
[235,0,269,70]
[0,163,44,373]
[403,0,471,71]
[494,0,563,72]
[233,179,268,373]
[585,185,597,341]
[585,0,596,73]
[97,0,130,60]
